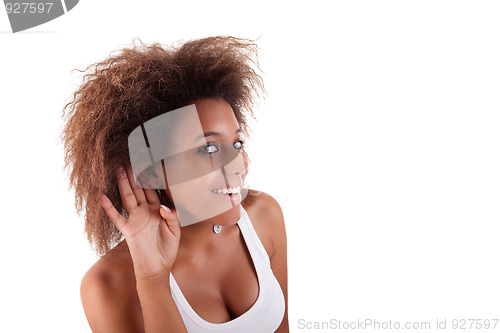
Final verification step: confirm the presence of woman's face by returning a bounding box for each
[135,98,249,226]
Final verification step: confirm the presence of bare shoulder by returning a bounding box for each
[242,189,286,258]
[242,190,288,331]
[80,241,143,332]
[243,189,284,217]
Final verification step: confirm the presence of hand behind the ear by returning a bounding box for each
[100,166,181,280]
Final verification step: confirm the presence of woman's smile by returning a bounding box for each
[211,185,241,195]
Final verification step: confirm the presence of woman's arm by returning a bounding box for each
[89,166,188,332]
[135,272,187,333]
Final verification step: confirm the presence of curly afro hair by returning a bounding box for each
[61,36,265,256]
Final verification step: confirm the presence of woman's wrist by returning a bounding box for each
[135,268,172,284]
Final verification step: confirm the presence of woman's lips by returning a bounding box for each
[212,192,242,201]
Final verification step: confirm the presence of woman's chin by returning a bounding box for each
[210,204,241,225]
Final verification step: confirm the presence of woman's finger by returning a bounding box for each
[100,193,127,232]
[116,166,138,211]
[125,166,148,206]
[159,205,181,239]
[144,188,161,205]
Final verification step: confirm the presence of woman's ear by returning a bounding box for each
[136,164,167,189]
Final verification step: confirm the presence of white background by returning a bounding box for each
[1,1,499,332]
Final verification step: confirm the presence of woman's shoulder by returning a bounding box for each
[80,241,143,331]
[242,189,286,259]
[243,189,285,226]
[83,240,135,282]
[241,187,279,206]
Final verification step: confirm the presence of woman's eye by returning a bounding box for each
[198,143,220,154]
[233,140,245,150]
[198,140,244,154]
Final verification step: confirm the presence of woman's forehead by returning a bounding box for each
[192,98,239,130]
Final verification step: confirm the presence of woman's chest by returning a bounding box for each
[124,201,274,324]
[172,231,261,323]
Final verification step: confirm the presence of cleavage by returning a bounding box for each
[173,229,259,323]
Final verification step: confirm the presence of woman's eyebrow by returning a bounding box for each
[193,128,241,142]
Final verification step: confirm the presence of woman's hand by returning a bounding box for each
[99,166,181,281]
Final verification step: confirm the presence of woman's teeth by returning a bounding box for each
[211,186,241,194]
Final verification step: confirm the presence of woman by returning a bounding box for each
[62,36,289,332]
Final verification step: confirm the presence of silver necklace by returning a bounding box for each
[213,224,222,234]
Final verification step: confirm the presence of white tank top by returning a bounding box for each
[169,205,286,333]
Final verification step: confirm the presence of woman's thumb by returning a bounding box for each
[160,205,181,237]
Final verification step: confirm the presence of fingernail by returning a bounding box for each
[161,205,171,213]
